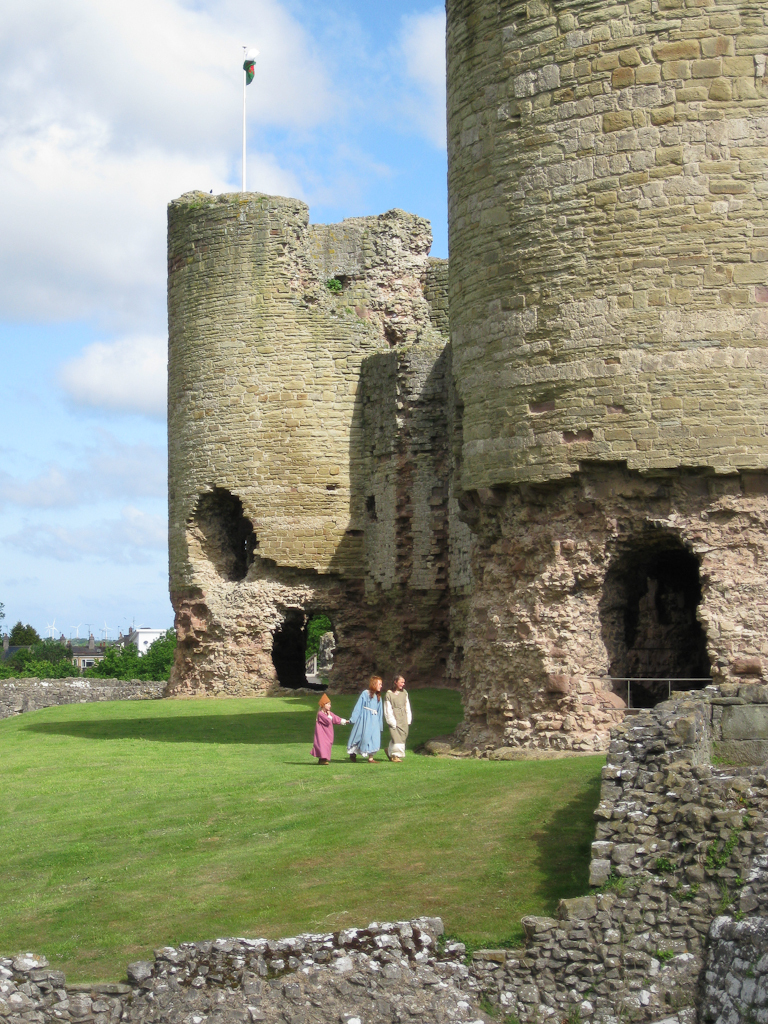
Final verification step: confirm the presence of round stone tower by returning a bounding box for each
[446,0,768,751]
[167,191,460,695]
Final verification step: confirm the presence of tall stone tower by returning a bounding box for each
[166,193,470,696]
[446,0,768,749]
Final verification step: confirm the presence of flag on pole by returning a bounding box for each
[243,57,256,84]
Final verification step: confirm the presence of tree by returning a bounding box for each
[306,614,332,657]
[85,630,176,682]
[8,621,41,646]
[140,629,177,681]
[0,602,5,627]
[0,639,74,680]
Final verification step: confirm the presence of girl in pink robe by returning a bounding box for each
[311,694,349,764]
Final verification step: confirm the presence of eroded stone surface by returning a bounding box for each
[167,196,470,696]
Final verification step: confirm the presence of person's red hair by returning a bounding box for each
[368,675,383,700]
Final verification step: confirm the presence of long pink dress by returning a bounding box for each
[311,709,343,759]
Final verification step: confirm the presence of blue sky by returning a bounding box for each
[0,0,447,640]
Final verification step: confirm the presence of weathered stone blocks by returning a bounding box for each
[167,193,469,695]
[447,0,768,492]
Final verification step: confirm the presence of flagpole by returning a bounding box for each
[242,46,247,193]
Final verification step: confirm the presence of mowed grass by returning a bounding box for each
[0,690,603,983]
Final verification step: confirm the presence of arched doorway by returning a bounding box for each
[599,531,710,707]
[271,611,335,690]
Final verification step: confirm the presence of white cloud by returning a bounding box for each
[4,506,166,564]
[0,0,325,326]
[399,8,446,149]
[0,434,166,510]
[59,335,167,418]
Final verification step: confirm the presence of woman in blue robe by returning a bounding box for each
[347,676,384,762]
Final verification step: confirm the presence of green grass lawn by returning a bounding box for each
[0,690,603,983]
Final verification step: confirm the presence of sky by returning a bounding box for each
[0,0,447,641]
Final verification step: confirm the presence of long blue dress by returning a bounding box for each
[347,690,384,756]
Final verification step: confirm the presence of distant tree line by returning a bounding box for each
[0,624,176,682]
[84,630,176,682]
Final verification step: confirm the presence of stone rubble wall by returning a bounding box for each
[698,915,768,1023]
[465,686,768,1024]
[452,466,768,754]
[0,679,164,720]
[0,920,495,1024]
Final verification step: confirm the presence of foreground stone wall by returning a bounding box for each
[0,679,164,720]
[699,915,768,1022]
[0,920,495,1024]
[462,686,768,1022]
[168,193,469,696]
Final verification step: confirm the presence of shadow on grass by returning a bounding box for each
[22,711,322,745]
[20,690,464,751]
[533,766,602,906]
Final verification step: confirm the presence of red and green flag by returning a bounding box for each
[243,58,256,84]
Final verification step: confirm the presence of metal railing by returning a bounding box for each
[610,677,713,710]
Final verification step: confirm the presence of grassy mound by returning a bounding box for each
[0,690,603,982]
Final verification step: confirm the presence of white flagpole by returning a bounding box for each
[242,46,247,193]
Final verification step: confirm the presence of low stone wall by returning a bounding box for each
[0,919,494,1024]
[0,679,165,719]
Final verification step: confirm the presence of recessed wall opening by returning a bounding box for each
[271,611,308,689]
[271,612,335,690]
[192,488,257,581]
[600,532,710,708]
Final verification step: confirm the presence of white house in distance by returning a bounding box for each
[127,628,165,654]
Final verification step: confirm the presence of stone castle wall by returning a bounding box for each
[167,194,470,696]
[446,0,768,491]
[0,679,164,720]
[166,0,768,753]
[442,0,768,751]
[453,465,768,753]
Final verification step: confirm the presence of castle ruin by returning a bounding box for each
[167,0,768,753]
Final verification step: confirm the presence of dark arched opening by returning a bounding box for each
[271,611,334,690]
[192,488,256,581]
[271,611,308,689]
[600,531,710,707]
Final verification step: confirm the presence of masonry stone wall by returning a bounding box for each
[451,465,768,753]
[446,0,768,492]
[0,921,495,1024]
[167,194,469,696]
[455,686,768,1023]
[167,0,768,752]
[442,0,768,752]
[0,679,164,720]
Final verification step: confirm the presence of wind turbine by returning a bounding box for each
[46,619,56,638]
[72,624,82,640]
[102,621,114,642]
